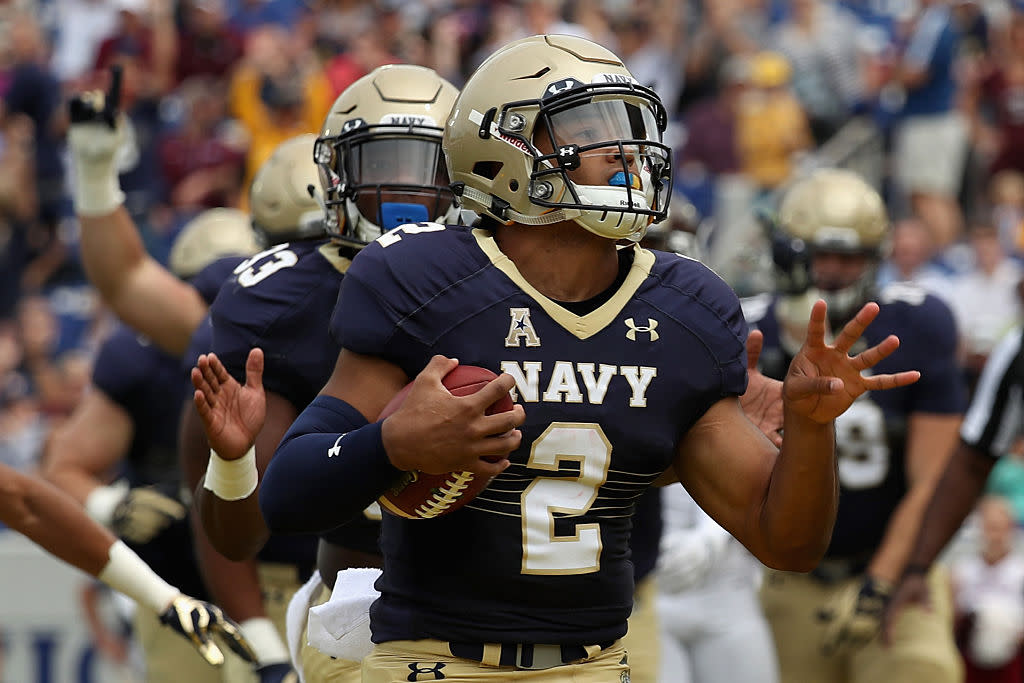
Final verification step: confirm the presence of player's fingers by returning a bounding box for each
[803,299,829,348]
[418,355,460,386]
[746,329,764,370]
[193,389,213,419]
[850,335,901,371]
[208,352,232,386]
[832,302,881,354]
[470,374,518,412]
[245,348,264,391]
[784,375,843,400]
[197,354,223,393]
[476,405,526,437]
[191,366,211,395]
[864,370,921,391]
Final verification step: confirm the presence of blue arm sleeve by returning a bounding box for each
[259,395,403,534]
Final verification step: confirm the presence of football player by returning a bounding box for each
[188,64,461,683]
[0,462,256,668]
[43,208,261,682]
[883,321,1024,643]
[65,80,324,682]
[254,35,920,680]
[748,169,965,682]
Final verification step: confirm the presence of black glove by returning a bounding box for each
[158,595,258,666]
[68,64,121,128]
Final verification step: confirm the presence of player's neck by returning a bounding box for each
[493,221,622,302]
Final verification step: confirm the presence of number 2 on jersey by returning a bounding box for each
[521,423,611,575]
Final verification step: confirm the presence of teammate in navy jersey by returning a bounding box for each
[884,320,1024,642]
[43,209,260,682]
[747,169,965,683]
[66,78,327,682]
[188,65,462,682]
[248,36,919,681]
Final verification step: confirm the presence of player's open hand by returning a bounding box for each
[783,300,920,424]
[739,329,784,447]
[192,349,266,460]
[381,355,525,476]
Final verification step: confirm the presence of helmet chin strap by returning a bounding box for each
[459,185,581,225]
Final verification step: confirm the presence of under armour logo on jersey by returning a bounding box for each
[506,307,541,347]
[327,434,347,458]
[625,317,659,341]
[544,78,584,97]
[407,662,446,680]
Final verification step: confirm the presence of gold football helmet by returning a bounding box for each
[169,207,260,279]
[316,64,460,248]
[443,34,671,242]
[775,168,889,324]
[249,134,326,246]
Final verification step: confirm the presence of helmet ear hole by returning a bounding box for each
[472,161,503,180]
[509,179,519,191]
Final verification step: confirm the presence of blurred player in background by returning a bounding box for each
[747,168,965,683]
[43,207,261,682]
[63,73,324,681]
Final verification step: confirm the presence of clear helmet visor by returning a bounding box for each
[531,96,670,233]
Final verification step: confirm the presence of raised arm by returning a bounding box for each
[68,75,208,356]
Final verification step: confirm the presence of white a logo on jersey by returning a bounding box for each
[506,307,541,347]
[625,317,659,341]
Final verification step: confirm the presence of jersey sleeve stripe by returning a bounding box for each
[961,327,1024,456]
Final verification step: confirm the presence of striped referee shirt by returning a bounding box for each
[961,326,1024,459]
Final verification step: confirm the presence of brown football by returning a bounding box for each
[376,365,515,520]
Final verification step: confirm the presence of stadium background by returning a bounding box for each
[1,0,1023,680]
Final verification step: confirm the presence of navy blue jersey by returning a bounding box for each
[332,225,748,646]
[91,325,207,598]
[745,283,966,559]
[93,325,185,488]
[191,255,249,305]
[183,314,321,573]
[207,240,379,556]
[961,326,1024,459]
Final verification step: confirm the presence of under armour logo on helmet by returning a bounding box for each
[545,78,584,97]
[625,317,659,341]
[556,144,581,171]
[407,662,446,680]
[342,118,366,132]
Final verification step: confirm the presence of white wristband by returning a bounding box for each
[203,447,258,501]
[98,540,180,613]
[68,123,125,216]
[240,617,290,665]
[84,480,130,528]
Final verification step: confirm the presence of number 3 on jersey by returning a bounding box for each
[522,423,611,575]
[233,244,298,287]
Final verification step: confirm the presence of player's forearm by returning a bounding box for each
[195,484,270,561]
[905,443,994,572]
[867,484,935,584]
[0,465,117,576]
[79,208,148,301]
[191,515,266,622]
[759,411,838,571]
[260,397,402,534]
